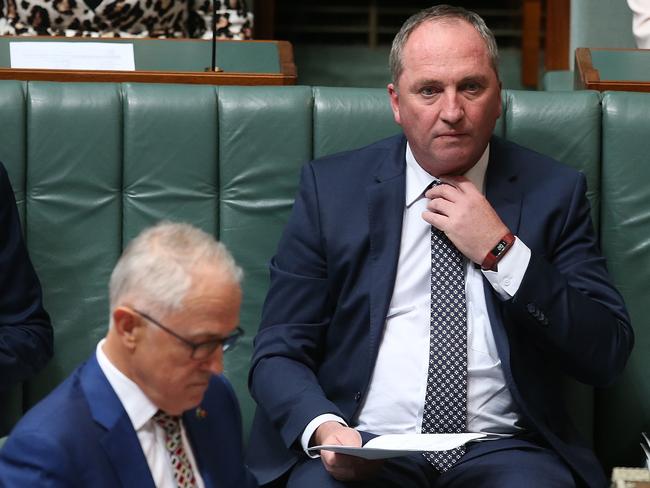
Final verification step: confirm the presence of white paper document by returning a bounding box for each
[10,42,135,71]
[308,433,486,460]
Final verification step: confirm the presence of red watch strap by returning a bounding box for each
[481,232,515,271]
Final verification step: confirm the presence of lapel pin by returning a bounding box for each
[195,407,208,419]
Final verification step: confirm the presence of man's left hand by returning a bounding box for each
[423,175,509,264]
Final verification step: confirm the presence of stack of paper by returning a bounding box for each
[308,433,486,460]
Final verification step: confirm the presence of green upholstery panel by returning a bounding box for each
[217,86,313,435]
[313,86,400,158]
[122,83,220,243]
[24,83,123,407]
[597,91,650,470]
[503,90,602,228]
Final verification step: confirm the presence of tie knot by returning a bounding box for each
[427,179,442,191]
[153,411,181,435]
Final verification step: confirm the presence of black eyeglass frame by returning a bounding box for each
[132,308,243,360]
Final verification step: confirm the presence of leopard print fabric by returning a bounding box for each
[0,0,252,39]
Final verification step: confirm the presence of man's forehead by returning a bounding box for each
[400,19,496,80]
[406,18,485,54]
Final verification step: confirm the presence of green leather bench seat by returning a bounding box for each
[0,82,647,474]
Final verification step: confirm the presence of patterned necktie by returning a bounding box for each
[153,411,198,488]
[421,181,468,472]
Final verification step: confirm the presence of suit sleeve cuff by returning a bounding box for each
[301,414,348,458]
[482,237,531,299]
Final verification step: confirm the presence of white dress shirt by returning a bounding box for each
[96,340,205,488]
[302,143,531,454]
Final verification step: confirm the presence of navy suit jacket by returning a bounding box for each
[247,135,633,487]
[0,161,52,394]
[0,354,258,488]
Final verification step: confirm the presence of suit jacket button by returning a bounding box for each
[354,392,362,402]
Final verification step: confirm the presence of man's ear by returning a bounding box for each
[387,83,402,126]
[112,307,140,350]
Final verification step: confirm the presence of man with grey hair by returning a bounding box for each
[0,221,258,488]
[248,4,632,488]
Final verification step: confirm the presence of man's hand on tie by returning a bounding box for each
[423,175,510,264]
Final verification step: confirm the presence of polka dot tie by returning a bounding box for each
[421,181,468,472]
[153,411,198,488]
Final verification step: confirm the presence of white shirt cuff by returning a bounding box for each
[300,414,348,458]
[482,237,531,299]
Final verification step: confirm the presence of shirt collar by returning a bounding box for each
[96,339,159,431]
[405,142,489,207]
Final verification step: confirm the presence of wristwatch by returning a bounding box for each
[481,232,515,271]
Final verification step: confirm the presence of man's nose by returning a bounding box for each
[202,348,224,375]
[440,91,463,124]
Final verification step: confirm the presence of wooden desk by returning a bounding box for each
[0,37,296,86]
[575,47,650,92]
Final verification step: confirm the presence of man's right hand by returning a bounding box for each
[311,421,383,481]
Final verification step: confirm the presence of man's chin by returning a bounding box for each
[427,152,475,175]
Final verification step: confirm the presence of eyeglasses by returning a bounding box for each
[132,308,244,360]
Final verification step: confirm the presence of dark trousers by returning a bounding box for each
[283,436,578,488]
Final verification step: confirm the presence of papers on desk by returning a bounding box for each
[10,42,135,71]
[308,433,486,460]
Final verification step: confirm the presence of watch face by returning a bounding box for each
[493,240,507,255]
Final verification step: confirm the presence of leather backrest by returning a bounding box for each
[23,82,123,408]
[217,85,314,432]
[313,86,399,158]
[597,91,650,470]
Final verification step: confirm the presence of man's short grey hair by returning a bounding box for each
[389,4,500,85]
[109,221,243,319]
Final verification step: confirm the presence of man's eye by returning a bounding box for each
[420,87,435,96]
[463,83,482,93]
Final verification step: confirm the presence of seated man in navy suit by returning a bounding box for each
[247,5,633,488]
[0,221,258,488]
[0,161,52,396]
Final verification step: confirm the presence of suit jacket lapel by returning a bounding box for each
[366,136,408,366]
[183,406,217,488]
[485,137,522,235]
[80,355,156,488]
